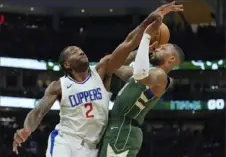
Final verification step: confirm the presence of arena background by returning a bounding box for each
[0,0,225,157]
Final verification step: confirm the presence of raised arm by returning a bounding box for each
[112,50,137,81]
[124,50,137,66]
[96,15,156,76]
[113,66,133,82]
[13,80,61,154]
[132,19,168,97]
[97,1,183,75]
[113,29,160,82]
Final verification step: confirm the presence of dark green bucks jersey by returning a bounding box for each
[111,76,170,125]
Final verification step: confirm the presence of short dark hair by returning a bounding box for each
[173,44,185,64]
[59,46,70,76]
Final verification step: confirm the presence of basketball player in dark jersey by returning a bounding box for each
[99,11,184,157]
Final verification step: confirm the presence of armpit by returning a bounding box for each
[113,66,133,82]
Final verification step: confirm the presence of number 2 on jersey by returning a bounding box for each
[84,103,94,118]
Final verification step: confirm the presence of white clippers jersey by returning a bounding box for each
[56,66,112,144]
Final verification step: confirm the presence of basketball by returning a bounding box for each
[158,23,170,46]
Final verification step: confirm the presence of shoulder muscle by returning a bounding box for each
[45,80,61,96]
[95,55,112,80]
[139,68,167,88]
[34,80,61,115]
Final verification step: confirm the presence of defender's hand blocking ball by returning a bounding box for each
[147,1,183,46]
[144,19,170,47]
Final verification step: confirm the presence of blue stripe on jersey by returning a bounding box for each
[67,73,91,84]
[50,130,58,156]
[144,77,170,100]
[144,77,170,99]
[144,89,154,99]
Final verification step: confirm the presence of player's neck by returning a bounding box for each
[156,65,171,73]
[70,69,90,82]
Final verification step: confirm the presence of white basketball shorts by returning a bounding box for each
[46,130,98,157]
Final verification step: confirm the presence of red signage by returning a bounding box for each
[0,15,5,24]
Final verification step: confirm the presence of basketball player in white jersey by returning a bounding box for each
[12,2,182,157]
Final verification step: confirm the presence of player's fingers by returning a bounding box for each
[169,1,176,5]
[156,1,175,12]
[171,5,184,11]
[18,129,28,142]
[14,132,24,144]
[162,8,182,15]
[172,4,183,9]
[13,141,19,154]
[150,41,158,50]
[174,8,184,11]
[175,4,183,8]
[15,137,23,145]
[162,5,183,15]
[169,8,183,12]
[162,1,175,9]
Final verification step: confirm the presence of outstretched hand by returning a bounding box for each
[155,1,184,17]
[148,1,184,22]
[13,128,31,154]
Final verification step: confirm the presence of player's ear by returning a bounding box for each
[168,56,176,65]
[64,61,70,69]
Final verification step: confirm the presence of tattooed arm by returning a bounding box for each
[124,50,137,66]
[113,66,133,82]
[13,80,61,154]
[112,50,136,82]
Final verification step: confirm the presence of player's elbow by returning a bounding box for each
[133,67,149,81]
[133,73,149,81]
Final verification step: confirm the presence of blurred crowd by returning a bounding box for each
[0,12,224,61]
[138,117,224,157]
[0,111,56,157]
[0,12,225,100]
[0,110,224,157]
[0,68,225,100]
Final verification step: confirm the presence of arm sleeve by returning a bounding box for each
[133,33,151,80]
